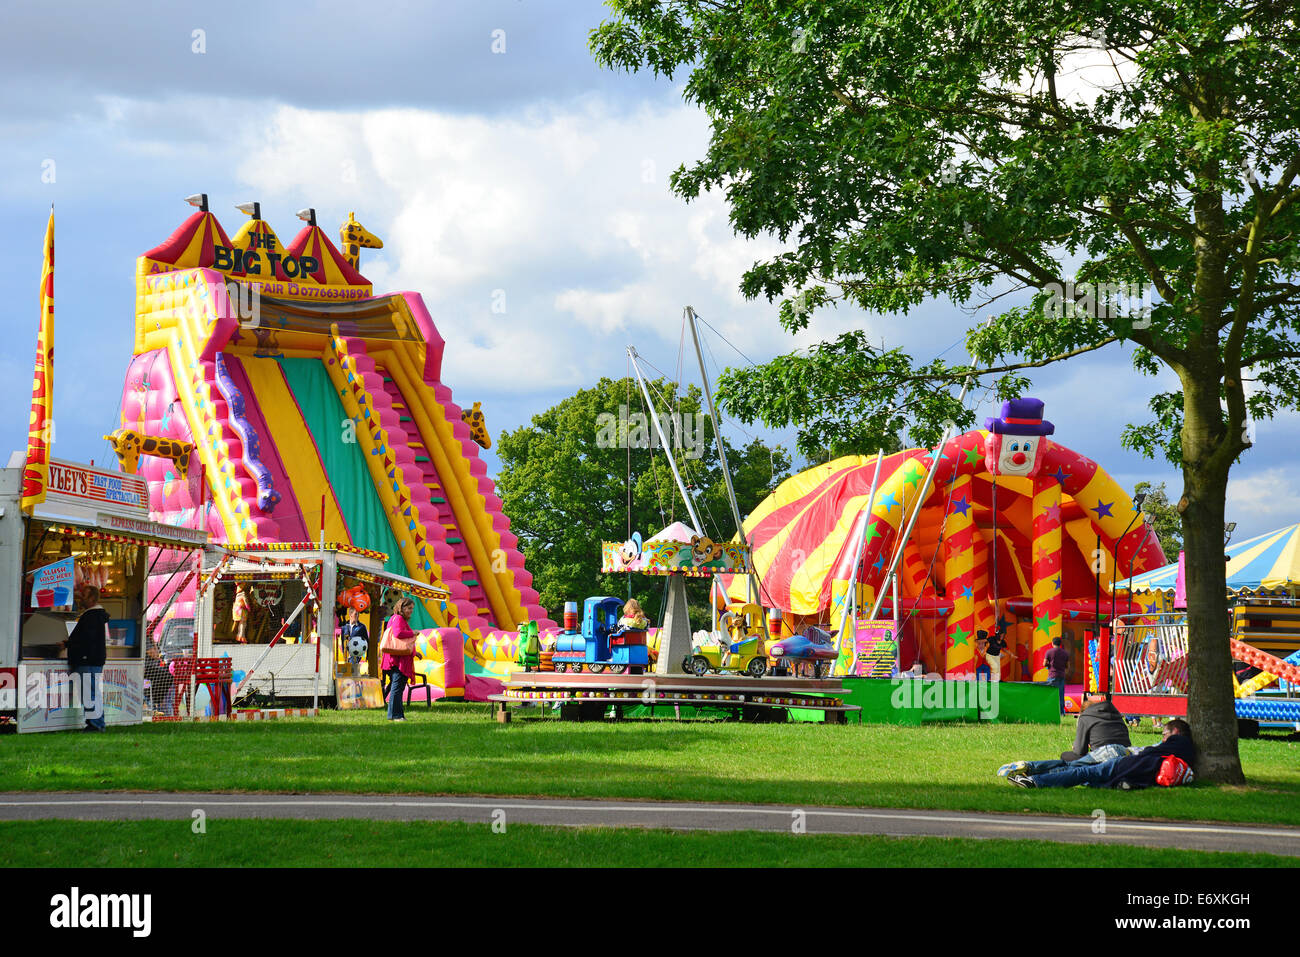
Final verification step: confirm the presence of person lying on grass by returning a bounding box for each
[996,694,1139,777]
[1000,719,1195,789]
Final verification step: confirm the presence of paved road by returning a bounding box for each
[1,792,1296,856]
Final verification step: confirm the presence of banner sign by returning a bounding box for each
[30,558,75,609]
[337,676,385,709]
[0,668,16,730]
[601,534,750,577]
[138,211,373,304]
[853,619,899,678]
[98,513,208,546]
[17,661,143,733]
[21,210,55,514]
[44,459,148,517]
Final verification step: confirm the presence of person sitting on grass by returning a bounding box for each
[1003,719,1195,789]
[1060,692,1132,761]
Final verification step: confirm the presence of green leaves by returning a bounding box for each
[1132,480,1183,563]
[590,0,1300,471]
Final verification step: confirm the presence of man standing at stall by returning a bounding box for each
[64,586,110,732]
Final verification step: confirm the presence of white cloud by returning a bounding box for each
[220,97,827,395]
[1227,467,1300,532]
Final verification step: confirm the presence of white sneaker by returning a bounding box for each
[997,761,1028,777]
[391,718,407,723]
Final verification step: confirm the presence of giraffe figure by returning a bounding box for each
[339,212,383,269]
[104,428,196,479]
[462,402,491,450]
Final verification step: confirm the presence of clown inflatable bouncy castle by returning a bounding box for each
[720,398,1166,685]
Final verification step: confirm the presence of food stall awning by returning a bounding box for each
[223,541,388,563]
[32,514,207,551]
[24,458,207,550]
[344,564,451,601]
[203,544,449,600]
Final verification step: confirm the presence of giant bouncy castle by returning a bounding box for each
[112,197,553,698]
[724,399,1168,685]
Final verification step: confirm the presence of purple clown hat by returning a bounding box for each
[984,398,1055,436]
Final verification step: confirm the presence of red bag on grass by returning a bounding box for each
[1156,755,1194,787]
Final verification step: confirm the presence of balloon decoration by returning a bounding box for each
[338,584,371,612]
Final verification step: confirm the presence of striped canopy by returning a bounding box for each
[142,210,234,268]
[285,225,370,286]
[1126,522,1300,595]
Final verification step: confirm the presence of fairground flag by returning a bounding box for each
[21,208,55,513]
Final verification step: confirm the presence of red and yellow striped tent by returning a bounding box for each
[141,210,234,270]
[285,225,370,287]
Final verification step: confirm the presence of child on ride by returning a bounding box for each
[618,598,649,631]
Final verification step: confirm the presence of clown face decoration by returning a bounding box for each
[993,435,1044,477]
[983,398,1054,478]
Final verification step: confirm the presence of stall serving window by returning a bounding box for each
[212,575,310,645]
[335,573,383,677]
[20,520,145,661]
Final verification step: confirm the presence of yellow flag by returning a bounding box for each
[21,209,54,513]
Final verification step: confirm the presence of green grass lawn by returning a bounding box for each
[2,819,1294,868]
[2,706,1297,828]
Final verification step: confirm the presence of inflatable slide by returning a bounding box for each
[114,200,554,699]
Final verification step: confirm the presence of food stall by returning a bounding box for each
[194,542,450,708]
[0,455,208,732]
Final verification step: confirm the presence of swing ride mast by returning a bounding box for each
[843,449,885,623]
[627,347,707,535]
[829,449,885,667]
[685,307,763,609]
[864,317,993,624]
[627,346,721,673]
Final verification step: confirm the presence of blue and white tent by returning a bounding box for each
[1125,522,1300,596]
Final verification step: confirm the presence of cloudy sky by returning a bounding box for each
[1,0,1295,544]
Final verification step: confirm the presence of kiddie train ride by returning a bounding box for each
[549,597,650,675]
[491,523,860,722]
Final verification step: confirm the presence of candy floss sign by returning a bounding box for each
[31,557,75,609]
[15,662,143,733]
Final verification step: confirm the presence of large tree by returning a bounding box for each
[495,376,790,621]
[592,1,1300,782]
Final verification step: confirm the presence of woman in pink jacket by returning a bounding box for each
[382,597,418,722]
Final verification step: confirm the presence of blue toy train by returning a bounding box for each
[551,596,649,675]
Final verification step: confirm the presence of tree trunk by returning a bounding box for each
[1179,378,1246,784]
